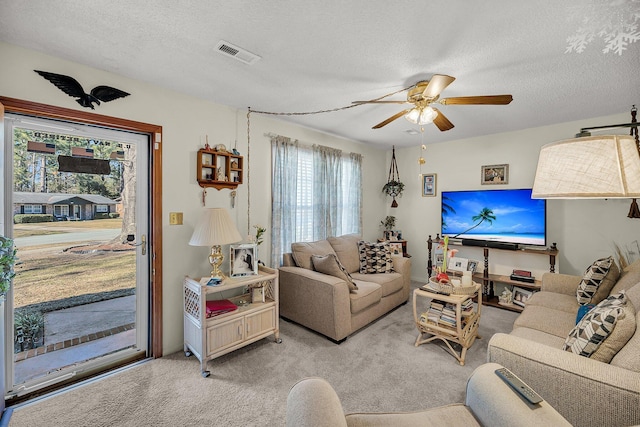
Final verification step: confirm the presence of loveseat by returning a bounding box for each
[279,234,411,342]
[488,259,640,427]
[285,362,571,426]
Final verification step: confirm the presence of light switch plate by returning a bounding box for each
[169,212,183,225]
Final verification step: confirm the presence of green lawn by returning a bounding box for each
[14,250,135,308]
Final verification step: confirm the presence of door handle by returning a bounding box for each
[141,235,147,255]
[126,234,147,255]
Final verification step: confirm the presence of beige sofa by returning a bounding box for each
[285,362,571,426]
[488,259,640,427]
[279,234,411,342]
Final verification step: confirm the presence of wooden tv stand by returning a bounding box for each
[426,236,558,312]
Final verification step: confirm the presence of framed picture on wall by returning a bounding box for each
[421,173,437,197]
[481,164,509,185]
[230,243,258,277]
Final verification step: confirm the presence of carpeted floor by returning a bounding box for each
[9,285,518,426]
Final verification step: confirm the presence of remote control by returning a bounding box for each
[495,368,543,404]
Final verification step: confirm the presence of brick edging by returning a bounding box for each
[14,323,136,362]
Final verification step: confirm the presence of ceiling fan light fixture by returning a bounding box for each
[405,106,438,125]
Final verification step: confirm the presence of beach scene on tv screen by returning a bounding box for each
[441,189,546,246]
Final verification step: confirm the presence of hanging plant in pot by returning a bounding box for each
[383,146,404,207]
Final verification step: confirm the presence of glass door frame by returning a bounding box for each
[0,96,163,402]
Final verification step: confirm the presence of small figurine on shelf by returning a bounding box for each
[499,288,513,305]
[204,135,211,150]
[216,167,226,181]
[232,148,240,155]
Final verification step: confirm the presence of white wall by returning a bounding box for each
[391,114,639,282]
[0,42,389,354]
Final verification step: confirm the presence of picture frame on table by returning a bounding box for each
[481,164,509,185]
[421,173,437,197]
[448,257,468,272]
[383,230,402,241]
[230,243,258,277]
[467,259,480,274]
[513,286,533,307]
[435,253,444,269]
[389,242,403,257]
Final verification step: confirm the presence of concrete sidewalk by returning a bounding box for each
[44,295,136,344]
[14,296,137,385]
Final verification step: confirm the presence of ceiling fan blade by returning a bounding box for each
[422,74,456,98]
[372,109,412,129]
[352,100,409,105]
[432,108,454,131]
[440,95,513,105]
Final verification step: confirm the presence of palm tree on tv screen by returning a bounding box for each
[453,207,497,238]
[441,195,455,230]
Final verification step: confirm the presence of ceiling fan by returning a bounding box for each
[353,74,513,131]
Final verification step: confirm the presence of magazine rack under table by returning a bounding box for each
[412,284,482,366]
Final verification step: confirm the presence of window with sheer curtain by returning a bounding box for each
[271,135,362,267]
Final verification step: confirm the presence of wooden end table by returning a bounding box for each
[412,284,482,365]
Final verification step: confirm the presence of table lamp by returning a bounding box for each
[189,208,242,279]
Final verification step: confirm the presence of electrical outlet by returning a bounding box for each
[169,212,183,225]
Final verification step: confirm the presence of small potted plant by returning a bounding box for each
[380,216,396,231]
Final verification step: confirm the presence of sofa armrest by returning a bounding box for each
[465,363,570,427]
[487,333,640,427]
[286,377,348,427]
[279,266,352,341]
[392,256,412,290]
[540,272,581,295]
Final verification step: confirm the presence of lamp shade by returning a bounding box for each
[188,208,242,246]
[532,135,640,199]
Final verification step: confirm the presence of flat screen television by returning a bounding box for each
[441,188,546,247]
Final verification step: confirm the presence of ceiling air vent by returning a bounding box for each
[215,40,261,65]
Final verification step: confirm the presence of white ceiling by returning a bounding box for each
[1,0,639,148]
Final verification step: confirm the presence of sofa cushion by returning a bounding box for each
[611,259,640,295]
[291,240,336,270]
[349,281,382,313]
[562,292,633,362]
[610,310,640,372]
[525,291,579,314]
[351,272,404,297]
[510,327,567,348]
[358,241,393,274]
[576,256,619,305]
[327,234,361,274]
[311,254,357,292]
[513,305,578,338]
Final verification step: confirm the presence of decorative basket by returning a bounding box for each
[427,277,479,295]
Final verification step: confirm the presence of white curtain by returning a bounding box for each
[343,152,363,235]
[271,136,362,267]
[271,136,299,268]
[312,144,342,239]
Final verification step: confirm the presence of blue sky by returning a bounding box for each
[442,189,545,235]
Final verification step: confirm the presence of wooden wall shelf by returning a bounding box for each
[196,148,243,190]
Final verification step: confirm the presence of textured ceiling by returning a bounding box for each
[1,0,639,148]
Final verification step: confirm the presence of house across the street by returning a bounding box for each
[13,192,118,221]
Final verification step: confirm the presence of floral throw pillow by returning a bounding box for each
[358,241,393,274]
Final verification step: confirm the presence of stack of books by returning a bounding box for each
[461,298,474,316]
[439,303,457,328]
[426,300,444,323]
[205,299,238,318]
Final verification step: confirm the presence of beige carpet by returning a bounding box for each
[9,288,518,426]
